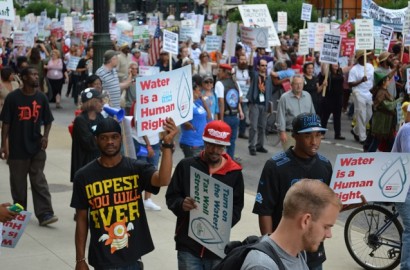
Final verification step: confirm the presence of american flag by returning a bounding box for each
[149,18,161,66]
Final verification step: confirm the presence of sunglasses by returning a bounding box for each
[204,80,213,84]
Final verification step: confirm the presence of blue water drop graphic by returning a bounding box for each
[177,71,191,118]
[378,157,407,198]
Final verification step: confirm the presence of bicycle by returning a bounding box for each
[265,101,280,147]
[344,203,403,270]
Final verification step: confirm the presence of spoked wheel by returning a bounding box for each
[344,204,402,270]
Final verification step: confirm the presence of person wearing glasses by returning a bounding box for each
[201,74,218,120]
[195,51,219,77]
[166,120,244,269]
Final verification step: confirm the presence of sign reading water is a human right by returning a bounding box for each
[319,33,341,65]
[1,211,32,248]
[136,65,193,137]
[355,19,374,50]
[330,153,410,204]
[188,167,233,258]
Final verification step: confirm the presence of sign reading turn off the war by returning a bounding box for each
[188,167,233,258]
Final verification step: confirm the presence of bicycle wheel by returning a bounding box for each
[344,204,402,270]
[265,112,280,147]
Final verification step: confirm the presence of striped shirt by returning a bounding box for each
[96,65,121,108]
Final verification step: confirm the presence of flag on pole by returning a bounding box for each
[149,18,161,66]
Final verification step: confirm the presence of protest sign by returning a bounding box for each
[148,17,159,35]
[133,25,149,40]
[355,19,374,50]
[319,33,341,64]
[404,32,410,47]
[340,20,353,33]
[1,211,32,248]
[380,25,394,51]
[374,36,384,56]
[238,4,280,46]
[0,0,15,21]
[240,26,269,48]
[314,23,330,52]
[406,69,410,93]
[188,167,233,258]
[13,31,26,46]
[307,22,317,49]
[362,0,407,32]
[116,13,128,22]
[67,56,81,70]
[301,3,312,21]
[139,66,160,77]
[225,22,238,57]
[117,34,133,48]
[277,12,287,32]
[341,38,355,57]
[298,29,309,56]
[204,36,222,52]
[64,16,73,32]
[136,65,193,137]
[163,29,179,55]
[180,20,201,43]
[330,153,410,204]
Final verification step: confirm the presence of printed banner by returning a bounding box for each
[362,0,408,32]
[277,12,287,33]
[204,36,222,52]
[341,38,355,57]
[240,26,269,49]
[301,3,312,21]
[1,211,32,248]
[136,65,193,137]
[188,167,233,258]
[319,33,341,65]
[355,19,374,50]
[330,153,410,204]
[298,29,309,56]
[238,4,280,46]
[163,30,179,55]
[0,0,15,21]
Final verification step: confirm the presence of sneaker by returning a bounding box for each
[249,149,256,156]
[40,214,58,226]
[238,134,249,139]
[144,199,161,211]
[350,130,359,142]
[256,147,268,153]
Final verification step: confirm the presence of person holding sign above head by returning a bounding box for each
[253,113,332,270]
[166,120,244,270]
[71,116,178,270]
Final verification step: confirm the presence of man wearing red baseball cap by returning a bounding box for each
[166,120,245,269]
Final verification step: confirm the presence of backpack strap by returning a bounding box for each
[251,241,286,270]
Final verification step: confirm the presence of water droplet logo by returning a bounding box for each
[191,217,223,244]
[177,71,191,118]
[378,157,407,198]
[256,29,268,47]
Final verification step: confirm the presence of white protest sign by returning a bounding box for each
[330,153,410,204]
[136,65,193,137]
[403,2,410,34]
[117,34,133,47]
[116,13,128,22]
[133,25,149,40]
[355,19,374,50]
[404,32,410,47]
[301,3,313,21]
[307,22,317,49]
[180,20,201,43]
[163,29,179,55]
[67,56,81,70]
[380,25,394,51]
[225,22,238,57]
[13,31,26,46]
[406,69,410,93]
[240,26,269,48]
[374,36,384,56]
[1,22,11,38]
[0,0,15,21]
[314,23,330,52]
[277,12,287,33]
[205,36,222,52]
[298,29,309,56]
[1,211,32,248]
[319,33,341,64]
[189,167,233,258]
[148,17,159,35]
[139,66,160,77]
[64,16,73,32]
[238,4,280,46]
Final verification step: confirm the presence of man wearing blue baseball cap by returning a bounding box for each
[253,112,333,270]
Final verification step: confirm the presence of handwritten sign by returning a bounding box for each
[240,26,269,48]
[330,153,410,204]
[1,211,32,248]
[298,29,309,56]
[204,36,222,52]
[238,4,280,46]
[301,3,312,21]
[139,66,160,77]
[0,0,15,21]
[355,19,374,50]
[136,65,193,137]
[163,29,179,55]
[277,12,287,32]
[320,33,341,65]
[188,167,233,258]
[314,23,330,52]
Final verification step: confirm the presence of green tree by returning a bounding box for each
[15,1,68,18]
[375,0,408,9]
[228,0,318,34]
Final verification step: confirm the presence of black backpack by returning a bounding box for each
[212,235,286,270]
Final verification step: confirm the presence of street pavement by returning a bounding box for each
[0,95,387,269]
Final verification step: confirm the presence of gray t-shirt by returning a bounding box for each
[240,235,308,270]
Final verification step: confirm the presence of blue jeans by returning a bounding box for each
[133,139,160,169]
[224,115,239,159]
[177,251,220,270]
[396,192,410,270]
[309,264,323,270]
[180,143,204,158]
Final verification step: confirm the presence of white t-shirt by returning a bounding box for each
[348,63,374,101]
[214,80,243,99]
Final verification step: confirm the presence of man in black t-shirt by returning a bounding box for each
[0,67,57,226]
[71,117,178,269]
[253,113,332,270]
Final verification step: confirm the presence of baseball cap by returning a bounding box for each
[219,64,233,73]
[94,117,122,136]
[202,74,214,82]
[81,88,104,103]
[292,113,328,134]
[104,50,120,63]
[202,120,231,146]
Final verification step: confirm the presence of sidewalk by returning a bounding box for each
[0,123,365,269]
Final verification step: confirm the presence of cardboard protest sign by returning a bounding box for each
[298,29,309,56]
[404,32,410,47]
[180,20,200,43]
[204,36,222,52]
[163,29,179,55]
[340,20,353,33]
[301,3,312,21]
[139,66,160,77]
[319,33,341,64]
[277,12,287,32]
[64,16,73,32]
[0,0,15,21]
[189,167,233,258]
[67,56,81,70]
[374,36,384,56]
[13,31,26,46]
[240,26,269,48]
[314,23,330,52]
[330,153,410,204]
[355,19,374,50]
[1,211,32,248]
[136,65,193,137]
[341,38,355,57]
[238,4,280,46]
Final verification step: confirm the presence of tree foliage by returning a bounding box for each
[15,1,68,18]
[228,0,318,34]
[376,0,408,9]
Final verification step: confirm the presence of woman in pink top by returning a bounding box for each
[45,49,68,108]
